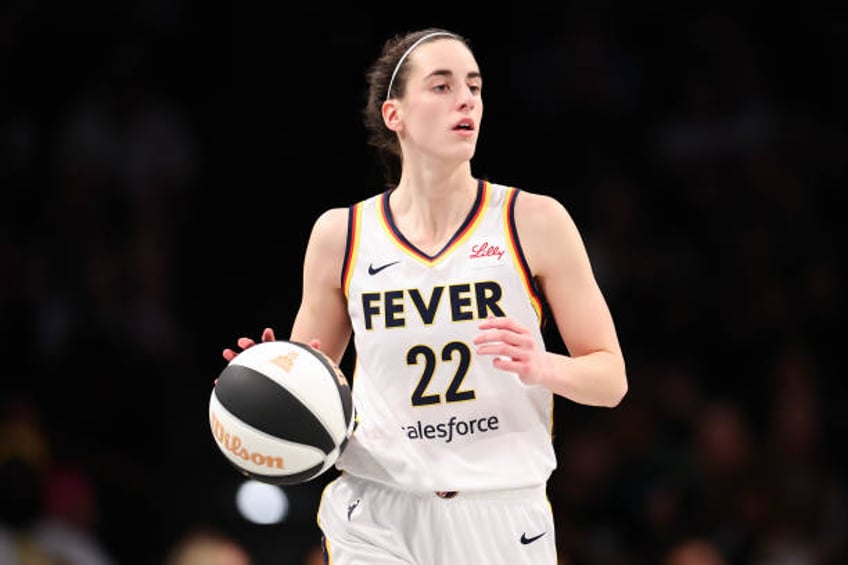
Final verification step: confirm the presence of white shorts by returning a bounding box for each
[317,473,557,565]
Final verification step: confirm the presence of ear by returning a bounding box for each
[382,100,402,133]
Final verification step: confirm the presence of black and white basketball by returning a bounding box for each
[209,340,355,485]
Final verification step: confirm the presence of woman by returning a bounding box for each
[223,27,627,565]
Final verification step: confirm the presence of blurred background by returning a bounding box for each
[1,3,846,564]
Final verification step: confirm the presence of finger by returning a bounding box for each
[222,348,237,361]
[262,328,276,342]
[476,341,515,359]
[490,355,520,373]
[473,329,517,347]
[308,338,321,350]
[479,316,527,334]
[237,337,255,349]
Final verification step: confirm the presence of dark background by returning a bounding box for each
[1,3,846,564]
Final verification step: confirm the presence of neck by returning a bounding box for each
[388,172,479,254]
[393,162,476,205]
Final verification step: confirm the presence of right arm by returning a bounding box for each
[222,207,352,365]
[288,207,352,364]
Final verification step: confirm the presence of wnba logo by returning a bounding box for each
[271,352,299,372]
[210,411,285,469]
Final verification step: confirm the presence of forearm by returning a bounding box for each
[541,350,627,407]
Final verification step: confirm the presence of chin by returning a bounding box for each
[454,143,478,161]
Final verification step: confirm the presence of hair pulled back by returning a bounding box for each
[362,28,470,189]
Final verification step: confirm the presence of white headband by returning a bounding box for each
[385,31,456,101]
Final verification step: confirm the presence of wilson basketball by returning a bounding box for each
[209,340,355,485]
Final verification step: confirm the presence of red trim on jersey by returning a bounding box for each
[342,203,363,298]
[504,187,543,323]
[377,179,491,266]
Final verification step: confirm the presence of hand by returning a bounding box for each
[222,327,276,362]
[473,316,547,386]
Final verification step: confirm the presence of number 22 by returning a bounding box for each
[408,341,476,406]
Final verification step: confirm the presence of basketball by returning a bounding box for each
[209,340,355,485]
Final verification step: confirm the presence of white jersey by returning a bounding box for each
[336,180,556,492]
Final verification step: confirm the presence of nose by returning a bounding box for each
[457,84,476,110]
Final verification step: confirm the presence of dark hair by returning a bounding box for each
[363,28,471,189]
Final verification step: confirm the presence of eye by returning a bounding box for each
[433,83,450,93]
[469,84,482,95]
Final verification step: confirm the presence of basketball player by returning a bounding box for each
[223,28,627,564]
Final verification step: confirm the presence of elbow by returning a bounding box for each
[605,374,628,408]
[599,352,627,408]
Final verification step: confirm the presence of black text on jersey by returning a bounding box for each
[361,281,506,329]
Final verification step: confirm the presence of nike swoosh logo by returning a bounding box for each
[520,532,546,545]
[368,261,399,275]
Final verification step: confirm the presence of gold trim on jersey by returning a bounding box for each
[503,187,543,322]
[377,180,492,266]
[343,202,364,298]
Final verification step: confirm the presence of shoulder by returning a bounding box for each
[307,207,349,253]
[510,188,587,274]
[484,180,576,235]
[312,206,349,233]
[512,189,576,233]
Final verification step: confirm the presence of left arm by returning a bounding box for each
[473,191,627,407]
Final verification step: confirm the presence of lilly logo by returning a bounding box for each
[210,411,284,469]
[470,241,505,261]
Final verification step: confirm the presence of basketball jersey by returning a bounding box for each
[335,179,557,492]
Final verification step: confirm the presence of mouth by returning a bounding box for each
[452,118,475,131]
